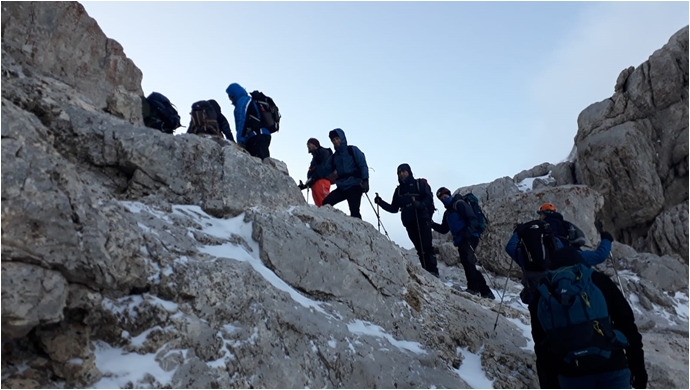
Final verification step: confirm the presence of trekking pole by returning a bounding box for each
[469,244,498,293]
[609,253,629,302]
[493,256,515,332]
[412,200,427,272]
[377,203,381,233]
[365,193,391,241]
[306,188,310,205]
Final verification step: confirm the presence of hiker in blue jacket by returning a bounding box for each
[432,187,494,298]
[226,83,271,159]
[322,128,369,219]
[505,230,612,270]
[533,246,647,389]
[375,164,439,278]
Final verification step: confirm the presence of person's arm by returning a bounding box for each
[377,189,400,214]
[593,272,647,388]
[579,232,613,266]
[505,232,524,268]
[432,215,449,234]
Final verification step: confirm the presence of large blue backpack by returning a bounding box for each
[537,263,628,372]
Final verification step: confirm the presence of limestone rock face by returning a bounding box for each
[1,1,144,124]
[575,26,689,259]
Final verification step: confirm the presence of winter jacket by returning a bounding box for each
[306,146,334,186]
[226,83,271,146]
[505,232,611,268]
[324,128,368,190]
[431,194,480,246]
[533,248,646,383]
[377,169,434,227]
[542,212,587,247]
[208,99,234,142]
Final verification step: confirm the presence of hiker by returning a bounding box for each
[374,164,439,278]
[431,187,494,298]
[321,128,369,219]
[537,203,586,247]
[505,226,614,388]
[187,100,224,138]
[208,99,234,142]
[532,246,647,389]
[226,83,271,159]
[142,92,182,134]
[298,138,333,207]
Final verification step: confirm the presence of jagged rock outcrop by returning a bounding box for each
[1,1,144,124]
[575,26,689,261]
[1,2,687,389]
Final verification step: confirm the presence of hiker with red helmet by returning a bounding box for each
[298,138,333,207]
[537,203,587,248]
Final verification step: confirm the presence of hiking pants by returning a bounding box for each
[246,134,271,159]
[405,218,438,275]
[457,236,491,295]
[322,185,363,219]
[310,179,331,207]
[529,300,561,389]
[558,368,631,389]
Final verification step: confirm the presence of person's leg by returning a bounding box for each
[312,179,331,207]
[406,225,425,269]
[322,187,347,207]
[419,220,438,276]
[457,243,479,293]
[257,134,271,159]
[529,301,561,389]
[245,135,260,158]
[467,237,493,297]
[345,185,363,219]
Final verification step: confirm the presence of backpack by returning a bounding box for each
[537,263,628,372]
[565,221,587,247]
[461,193,487,234]
[243,90,281,137]
[515,220,558,273]
[187,100,222,137]
[144,92,181,134]
[397,177,435,216]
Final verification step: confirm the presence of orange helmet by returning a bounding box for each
[538,203,557,214]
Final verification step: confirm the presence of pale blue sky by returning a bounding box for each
[82,1,688,250]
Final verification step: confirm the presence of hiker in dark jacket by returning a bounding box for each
[432,187,494,299]
[532,246,647,389]
[208,99,234,142]
[226,83,271,159]
[298,138,333,207]
[538,203,586,248]
[506,231,614,388]
[374,164,439,278]
[321,129,369,219]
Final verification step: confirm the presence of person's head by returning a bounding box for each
[307,138,320,152]
[225,83,247,105]
[436,187,452,201]
[397,163,412,181]
[537,203,556,220]
[328,129,342,148]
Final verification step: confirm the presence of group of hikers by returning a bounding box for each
[142,84,647,389]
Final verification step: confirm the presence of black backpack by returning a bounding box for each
[243,90,281,137]
[144,92,181,134]
[515,219,558,272]
[397,177,435,216]
[187,100,222,137]
[461,193,487,234]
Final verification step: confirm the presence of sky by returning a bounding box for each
[81,1,689,250]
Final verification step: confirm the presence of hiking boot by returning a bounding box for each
[481,290,496,300]
[430,271,440,279]
[465,289,480,296]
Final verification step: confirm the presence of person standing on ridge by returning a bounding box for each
[432,187,494,298]
[298,138,333,207]
[321,128,369,219]
[375,164,439,278]
[226,82,272,159]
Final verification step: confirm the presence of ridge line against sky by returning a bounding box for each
[82,1,689,249]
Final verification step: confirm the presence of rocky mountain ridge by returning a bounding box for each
[2,2,688,389]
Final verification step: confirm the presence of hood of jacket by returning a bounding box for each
[330,128,348,151]
[226,83,249,105]
[208,99,222,114]
[397,163,415,184]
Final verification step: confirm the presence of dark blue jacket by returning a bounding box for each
[432,194,479,246]
[324,128,368,190]
[378,171,434,227]
[505,231,611,268]
[208,99,234,142]
[307,146,333,185]
[226,83,271,146]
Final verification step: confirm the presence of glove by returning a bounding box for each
[360,179,369,193]
[298,180,307,190]
[374,195,382,205]
[631,371,648,389]
[600,231,614,242]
